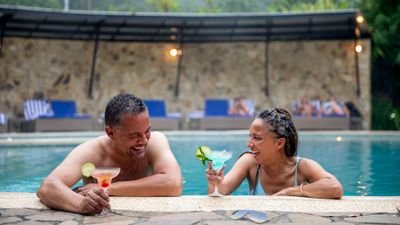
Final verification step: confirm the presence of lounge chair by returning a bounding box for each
[291,99,350,130]
[189,99,255,130]
[144,99,182,130]
[23,100,93,132]
[0,113,7,132]
[292,115,350,130]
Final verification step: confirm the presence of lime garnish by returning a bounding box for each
[195,146,212,166]
[81,163,95,178]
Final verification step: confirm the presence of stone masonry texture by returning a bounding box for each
[0,38,371,129]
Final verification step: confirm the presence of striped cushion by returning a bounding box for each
[24,100,54,120]
[310,100,321,114]
[0,113,7,125]
[243,99,255,115]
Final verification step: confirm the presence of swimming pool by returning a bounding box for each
[0,131,399,196]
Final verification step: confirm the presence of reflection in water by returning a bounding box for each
[356,176,368,196]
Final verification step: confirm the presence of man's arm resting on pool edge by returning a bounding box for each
[37,140,110,214]
[37,175,110,214]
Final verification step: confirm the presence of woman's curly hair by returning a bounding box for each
[257,108,299,157]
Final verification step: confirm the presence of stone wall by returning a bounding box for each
[0,37,370,129]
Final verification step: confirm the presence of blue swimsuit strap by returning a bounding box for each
[294,156,301,187]
[252,156,302,195]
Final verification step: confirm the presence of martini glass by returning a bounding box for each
[91,167,120,216]
[207,150,233,197]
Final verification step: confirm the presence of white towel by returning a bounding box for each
[0,113,7,125]
[24,100,54,120]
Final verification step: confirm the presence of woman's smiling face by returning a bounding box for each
[247,118,280,163]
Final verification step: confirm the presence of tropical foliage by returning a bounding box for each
[372,96,400,130]
[359,0,400,130]
[265,0,358,11]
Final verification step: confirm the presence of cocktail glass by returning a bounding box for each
[91,167,120,216]
[206,150,233,197]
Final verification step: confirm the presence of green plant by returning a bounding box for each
[145,0,179,12]
[266,0,357,11]
[372,96,400,130]
[360,0,400,129]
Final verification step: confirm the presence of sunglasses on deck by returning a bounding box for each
[230,210,269,224]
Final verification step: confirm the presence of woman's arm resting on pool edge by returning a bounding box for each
[272,176,343,199]
[273,159,343,199]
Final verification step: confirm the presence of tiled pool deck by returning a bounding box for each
[1,193,399,224]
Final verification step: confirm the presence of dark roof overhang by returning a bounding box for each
[0,5,369,43]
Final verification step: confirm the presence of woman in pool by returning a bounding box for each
[206,108,343,199]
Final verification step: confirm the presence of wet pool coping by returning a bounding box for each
[1,193,399,213]
[1,193,399,224]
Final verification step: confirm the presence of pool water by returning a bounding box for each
[0,132,399,196]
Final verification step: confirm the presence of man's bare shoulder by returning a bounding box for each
[146,131,173,159]
[45,136,111,183]
[67,135,109,161]
[147,131,168,148]
[150,131,166,139]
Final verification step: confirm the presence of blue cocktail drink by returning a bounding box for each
[207,150,232,197]
[209,150,232,170]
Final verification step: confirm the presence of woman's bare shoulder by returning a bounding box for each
[237,152,258,166]
[299,157,320,167]
[298,157,332,178]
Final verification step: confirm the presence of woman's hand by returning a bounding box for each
[205,161,226,187]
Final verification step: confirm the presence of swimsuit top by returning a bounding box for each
[249,156,302,195]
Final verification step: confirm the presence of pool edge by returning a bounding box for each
[1,193,399,213]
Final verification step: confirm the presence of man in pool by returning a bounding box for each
[37,93,182,214]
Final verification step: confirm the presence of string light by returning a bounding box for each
[355,44,362,53]
[169,48,183,57]
[356,15,364,24]
[170,48,178,56]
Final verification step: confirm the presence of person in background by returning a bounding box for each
[292,95,314,117]
[321,96,350,116]
[205,108,343,199]
[229,97,250,116]
[37,93,182,214]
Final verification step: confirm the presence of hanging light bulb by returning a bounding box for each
[356,15,364,24]
[355,44,363,53]
[169,48,178,57]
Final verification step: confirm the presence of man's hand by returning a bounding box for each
[73,183,100,196]
[77,187,110,215]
